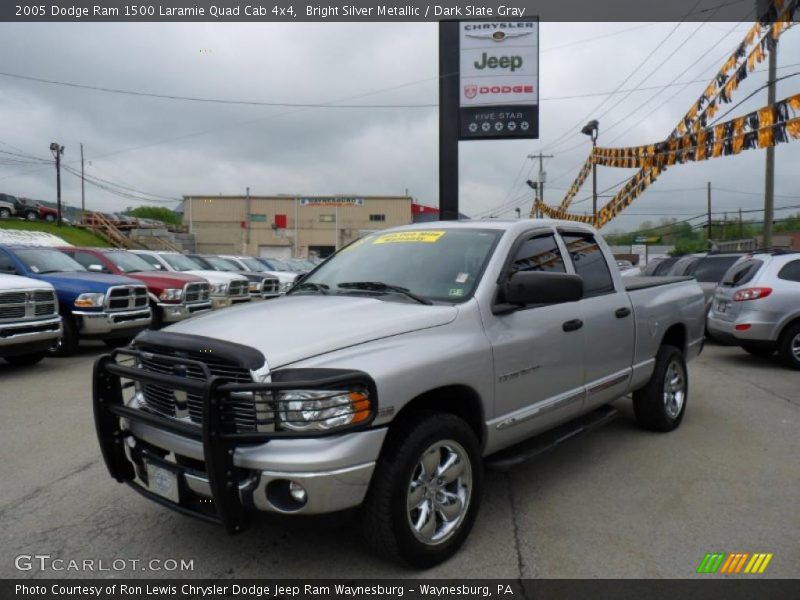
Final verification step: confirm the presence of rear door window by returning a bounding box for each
[721,259,763,287]
[561,232,615,296]
[777,260,800,282]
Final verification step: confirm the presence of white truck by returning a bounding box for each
[94,220,705,567]
[0,274,62,365]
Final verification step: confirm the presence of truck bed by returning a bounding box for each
[624,276,693,291]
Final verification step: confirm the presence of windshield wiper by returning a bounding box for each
[292,281,329,295]
[36,269,67,274]
[337,281,432,305]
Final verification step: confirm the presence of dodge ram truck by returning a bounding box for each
[0,245,151,355]
[93,220,705,567]
[0,274,61,365]
[59,247,212,328]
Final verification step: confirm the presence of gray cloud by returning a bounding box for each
[0,20,798,232]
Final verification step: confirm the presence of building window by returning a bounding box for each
[369,214,386,222]
[319,214,335,223]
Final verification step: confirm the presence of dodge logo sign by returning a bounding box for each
[464,84,477,99]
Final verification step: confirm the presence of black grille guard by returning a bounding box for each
[93,348,377,535]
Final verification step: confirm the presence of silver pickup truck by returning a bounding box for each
[93,220,705,567]
[0,273,62,365]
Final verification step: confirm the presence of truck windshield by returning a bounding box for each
[161,254,203,271]
[205,256,240,271]
[292,229,501,303]
[240,257,267,271]
[16,248,86,273]
[105,251,156,273]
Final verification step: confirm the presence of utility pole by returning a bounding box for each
[739,208,743,239]
[245,187,251,255]
[707,181,712,248]
[80,143,86,216]
[763,39,777,249]
[527,153,553,218]
[49,142,64,227]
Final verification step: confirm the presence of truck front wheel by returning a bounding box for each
[49,316,79,357]
[633,345,687,432]
[360,412,482,568]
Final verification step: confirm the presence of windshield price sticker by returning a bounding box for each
[373,231,446,244]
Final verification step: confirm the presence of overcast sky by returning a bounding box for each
[0,18,798,233]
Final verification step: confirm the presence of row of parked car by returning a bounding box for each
[0,193,59,222]
[0,245,320,364]
[620,250,800,369]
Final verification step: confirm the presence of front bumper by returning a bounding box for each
[158,301,213,323]
[74,308,152,337]
[0,316,62,356]
[93,351,380,533]
[210,296,231,310]
[230,295,252,305]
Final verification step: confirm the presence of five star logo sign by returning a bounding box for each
[466,30,532,42]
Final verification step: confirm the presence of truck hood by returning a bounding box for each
[35,271,142,291]
[126,271,206,289]
[164,294,458,369]
[0,273,55,291]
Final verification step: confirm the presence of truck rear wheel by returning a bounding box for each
[777,322,800,370]
[633,345,687,432]
[25,210,38,221]
[360,412,482,568]
[0,207,11,218]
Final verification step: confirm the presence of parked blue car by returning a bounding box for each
[0,245,151,355]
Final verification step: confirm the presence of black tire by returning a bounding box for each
[25,210,38,221]
[633,345,688,432]
[360,411,483,568]
[0,207,11,219]
[44,213,56,222]
[49,316,79,357]
[149,303,164,330]
[104,336,134,348]
[777,322,800,370]
[4,352,46,366]
[741,344,775,357]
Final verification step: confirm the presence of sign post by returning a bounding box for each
[439,18,539,221]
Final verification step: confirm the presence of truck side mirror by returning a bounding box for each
[504,271,584,306]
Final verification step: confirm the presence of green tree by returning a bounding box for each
[127,206,182,226]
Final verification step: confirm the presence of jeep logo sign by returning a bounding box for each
[458,19,539,140]
[473,53,524,72]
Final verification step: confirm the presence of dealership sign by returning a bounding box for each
[300,197,365,207]
[459,19,539,140]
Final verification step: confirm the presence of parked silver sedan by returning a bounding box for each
[707,250,800,369]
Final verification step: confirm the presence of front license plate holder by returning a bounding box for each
[145,461,180,504]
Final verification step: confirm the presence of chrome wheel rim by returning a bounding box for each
[663,359,686,419]
[406,440,472,546]
[792,334,800,361]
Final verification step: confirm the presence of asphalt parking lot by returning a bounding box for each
[1,341,798,579]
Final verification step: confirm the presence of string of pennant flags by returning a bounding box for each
[540,0,800,227]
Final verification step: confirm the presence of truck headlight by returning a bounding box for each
[210,283,229,296]
[74,292,105,308]
[278,389,372,432]
[158,288,183,301]
[279,281,293,293]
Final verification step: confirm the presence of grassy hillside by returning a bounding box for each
[0,220,111,247]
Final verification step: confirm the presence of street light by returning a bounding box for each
[526,179,539,218]
[50,142,65,227]
[581,120,599,220]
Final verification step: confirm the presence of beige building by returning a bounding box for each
[182,195,413,258]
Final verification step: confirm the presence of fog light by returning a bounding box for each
[289,481,307,503]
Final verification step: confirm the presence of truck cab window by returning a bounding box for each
[508,234,566,278]
[561,233,615,296]
[0,251,16,273]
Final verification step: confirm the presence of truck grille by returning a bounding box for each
[183,282,210,304]
[106,286,148,311]
[137,346,256,432]
[262,278,279,294]
[0,289,57,321]
[229,280,249,298]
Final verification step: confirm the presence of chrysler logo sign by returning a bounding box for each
[465,30,533,42]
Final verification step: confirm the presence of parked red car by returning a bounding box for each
[59,247,212,327]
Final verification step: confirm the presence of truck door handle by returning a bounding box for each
[615,307,631,318]
[562,319,583,332]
